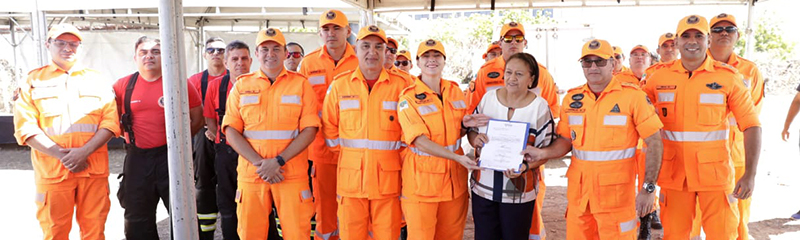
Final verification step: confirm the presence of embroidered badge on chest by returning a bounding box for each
[706,82,722,90]
[610,104,620,113]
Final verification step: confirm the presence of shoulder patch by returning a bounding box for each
[27,66,47,75]
[333,70,356,81]
[487,71,501,79]
[713,61,739,74]
[398,99,409,112]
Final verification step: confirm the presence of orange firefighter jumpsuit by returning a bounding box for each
[468,56,560,240]
[397,78,470,240]
[14,64,121,240]
[558,78,663,240]
[689,51,765,240]
[322,68,413,240]
[643,55,760,240]
[299,39,359,240]
[221,69,319,240]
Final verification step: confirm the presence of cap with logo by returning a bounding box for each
[397,50,412,60]
[612,46,623,57]
[630,45,650,54]
[319,10,349,28]
[500,22,526,38]
[676,14,709,36]
[659,32,675,46]
[256,28,286,47]
[580,39,614,60]
[387,37,399,48]
[417,39,446,58]
[710,13,737,27]
[356,25,387,43]
[47,24,83,41]
[482,44,501,59]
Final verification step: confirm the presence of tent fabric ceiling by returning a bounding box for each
[343,0,749,12]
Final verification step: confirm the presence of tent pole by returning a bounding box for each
[157,0,199,239]
[31,2,48,67]
[744,0,755,59]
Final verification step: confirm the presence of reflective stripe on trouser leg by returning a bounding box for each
[566,203,637,240]
[198,212,218,232]
[314,163,340,240]
[272,181,315,240]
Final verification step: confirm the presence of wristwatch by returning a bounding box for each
[642,182,656,193]
[275,155,286,166]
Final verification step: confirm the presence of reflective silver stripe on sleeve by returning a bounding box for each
[658,92,675,102]
[240,95,259,105]
[743,79,751,88]
[325,138,340,148]
[728,117,737,127]
[699,93,724,104]
[242,129,299,140]
[45,123,98,136]
[418,105,439,115]
[340,139,403,150]
[309,75,325,85]
[572,147,636,161]
[568,115,583,125]
[281,95,301,104]
[529,234,542,240]
[661,129,728,142]
[619,218,638,233]
[383,101,397,110]
[603,115,627,126]
[451,100,467,109]
[409,139,462,156]
[340,99,360,110]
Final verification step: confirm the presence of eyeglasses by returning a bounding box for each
[287,52,303,58]
[394,60,410,67]
[50,39,81,49]
[386,47,397,54]
[206,48,225,55]
[580,58,610,68]
[503,35,525,43]
[614,55,623,60]
[711,26,738,34]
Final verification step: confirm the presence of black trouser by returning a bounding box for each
[193,131,218,239]
[215,143,280,240]
[118,145,171,240]
[471,192,536,240]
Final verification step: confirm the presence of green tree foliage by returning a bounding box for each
[735,13,796,61]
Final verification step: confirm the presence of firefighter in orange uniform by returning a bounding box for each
[397,39,489,240]
[385,37,416,81]
[14,23,120,240]
[395,49,414,73]
[616,45,651,86]
[482,43,502,62]
[642,15,762,240]
[467,21,559,240]
[298,10,359,240]
[612,46,631,75]
[641,33,678,87]
[689,13,766,240]
[322,25,413,240]
[523,39,664,240]
[222,28,318,240]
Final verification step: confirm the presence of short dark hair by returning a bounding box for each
[205,37,225,47]
[505,52,540,89]
[286,42,304,55]
[134,36,160,51]
[225,40,250,58]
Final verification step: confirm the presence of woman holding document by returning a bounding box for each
[467,52,557,240]
[396,39,489,240]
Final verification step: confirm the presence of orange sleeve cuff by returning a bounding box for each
[402,123,430,145]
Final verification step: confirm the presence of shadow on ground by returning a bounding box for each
[748,218,800,240]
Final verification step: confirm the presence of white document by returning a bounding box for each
[479,119,530,171]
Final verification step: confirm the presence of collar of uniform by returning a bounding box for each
[48,61,86,75]
[319,42,356,61]
[413,77,450,96]
[671,55,717,73]
[350,67,391,84]
[578,77,623,95]
[256,67,289,82]
[705,49,740,66]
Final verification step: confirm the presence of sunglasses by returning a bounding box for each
[206,48,225,54]
[386,47,397,54]
[287,52,303,58]
[394,60,410,67]
[614,55,623,60]
[580,58,610,68]
[711,26,738,34]
[503,35,525,43]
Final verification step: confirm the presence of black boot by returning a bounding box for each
[638,215,652,240]
[650,211,663,230]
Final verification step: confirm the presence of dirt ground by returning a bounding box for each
[3,95,800,239]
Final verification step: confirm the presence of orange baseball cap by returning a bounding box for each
[500,22,525,38]
[612,46,623,57]
[387,37,399,48]
[658,32,675,46]
[630,45,649,54]
[47,24,83,41]
[417,39,446,58]
[482,44,501,59]
[256,27,286,47]
[580,39,614,60]
[710,13,737,27]
[397,49,412,60]
[319,10,349,28]
[676,14,709,36]
[356,25,387,43]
